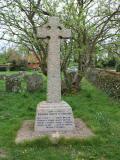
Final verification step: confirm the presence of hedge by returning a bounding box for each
[0,66,7,71]
[86,68,120,99]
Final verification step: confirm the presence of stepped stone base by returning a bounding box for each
[15,119,94,144]
[34,101,75,132]
[15,101,94,144]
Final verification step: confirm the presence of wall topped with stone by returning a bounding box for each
[0,72,27,80]
[86,68,120,99]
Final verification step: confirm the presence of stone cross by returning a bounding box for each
[37,17,71,103]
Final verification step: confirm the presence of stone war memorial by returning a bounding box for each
[35,16,75,132]
[16,17,93,143]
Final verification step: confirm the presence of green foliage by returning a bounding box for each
[106,58,117,68]
[87,68,120,99]
[16,59,28,71]
[0,53,8,64]
[0,77,120,160]
[96,57,117,69]
[0,0,119,78]
[116,63,120,72]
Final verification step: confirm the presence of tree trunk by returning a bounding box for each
[40,62,47,76]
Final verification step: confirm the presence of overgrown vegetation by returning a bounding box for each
[0,78,120,160]
[86,68,120,99]
[116,63,120,72]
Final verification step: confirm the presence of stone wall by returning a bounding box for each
[86,68,120,99]
[0,72,26,80]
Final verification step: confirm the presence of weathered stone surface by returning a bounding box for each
[34,16,74,133]
[37,17,71,103]
[19,71,27,78]
[15,119,94,144]
[35,101,75,132]
[0,75,6,80]
[26,74,43,92]
[5,75,21,92]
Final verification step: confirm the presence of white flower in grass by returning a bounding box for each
[49,132,60,144]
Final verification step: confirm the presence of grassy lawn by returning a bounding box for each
[0,71,22,75]
[0,77,120,160]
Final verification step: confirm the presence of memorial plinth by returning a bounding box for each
[35,101,74,132]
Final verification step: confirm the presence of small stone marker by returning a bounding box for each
[35,17,75,132]
[26,74,43,92]
[6,75,21,93]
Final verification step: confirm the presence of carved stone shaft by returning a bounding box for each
[47,37,61,102]
[37,17,71,103]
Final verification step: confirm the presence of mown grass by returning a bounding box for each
[0,76,120,160]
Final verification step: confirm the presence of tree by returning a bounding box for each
[59,0,120,91]
[0,52,8,64]
[0,0,50,74]
[0,0,119,92]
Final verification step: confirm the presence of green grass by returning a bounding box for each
[0,71,20,75]
[0,78,120,160]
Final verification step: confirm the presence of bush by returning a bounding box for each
[86,68,120,99]
[116,64,120,72]
[96,57,117,69]
[10,59,28,71]
[0,66,7,71]
[106,58,116,68]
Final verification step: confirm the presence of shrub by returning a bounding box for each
[86,68,120,99]
[116,63,120,72]
[10,59,28,71]
[106,58,116,68]
[0,66,7,71]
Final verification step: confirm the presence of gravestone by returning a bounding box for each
[0,75,6,80]
[19,71,27,78]
[26,74,43,92]
[35,17,75,132]
[6,75,21,93]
